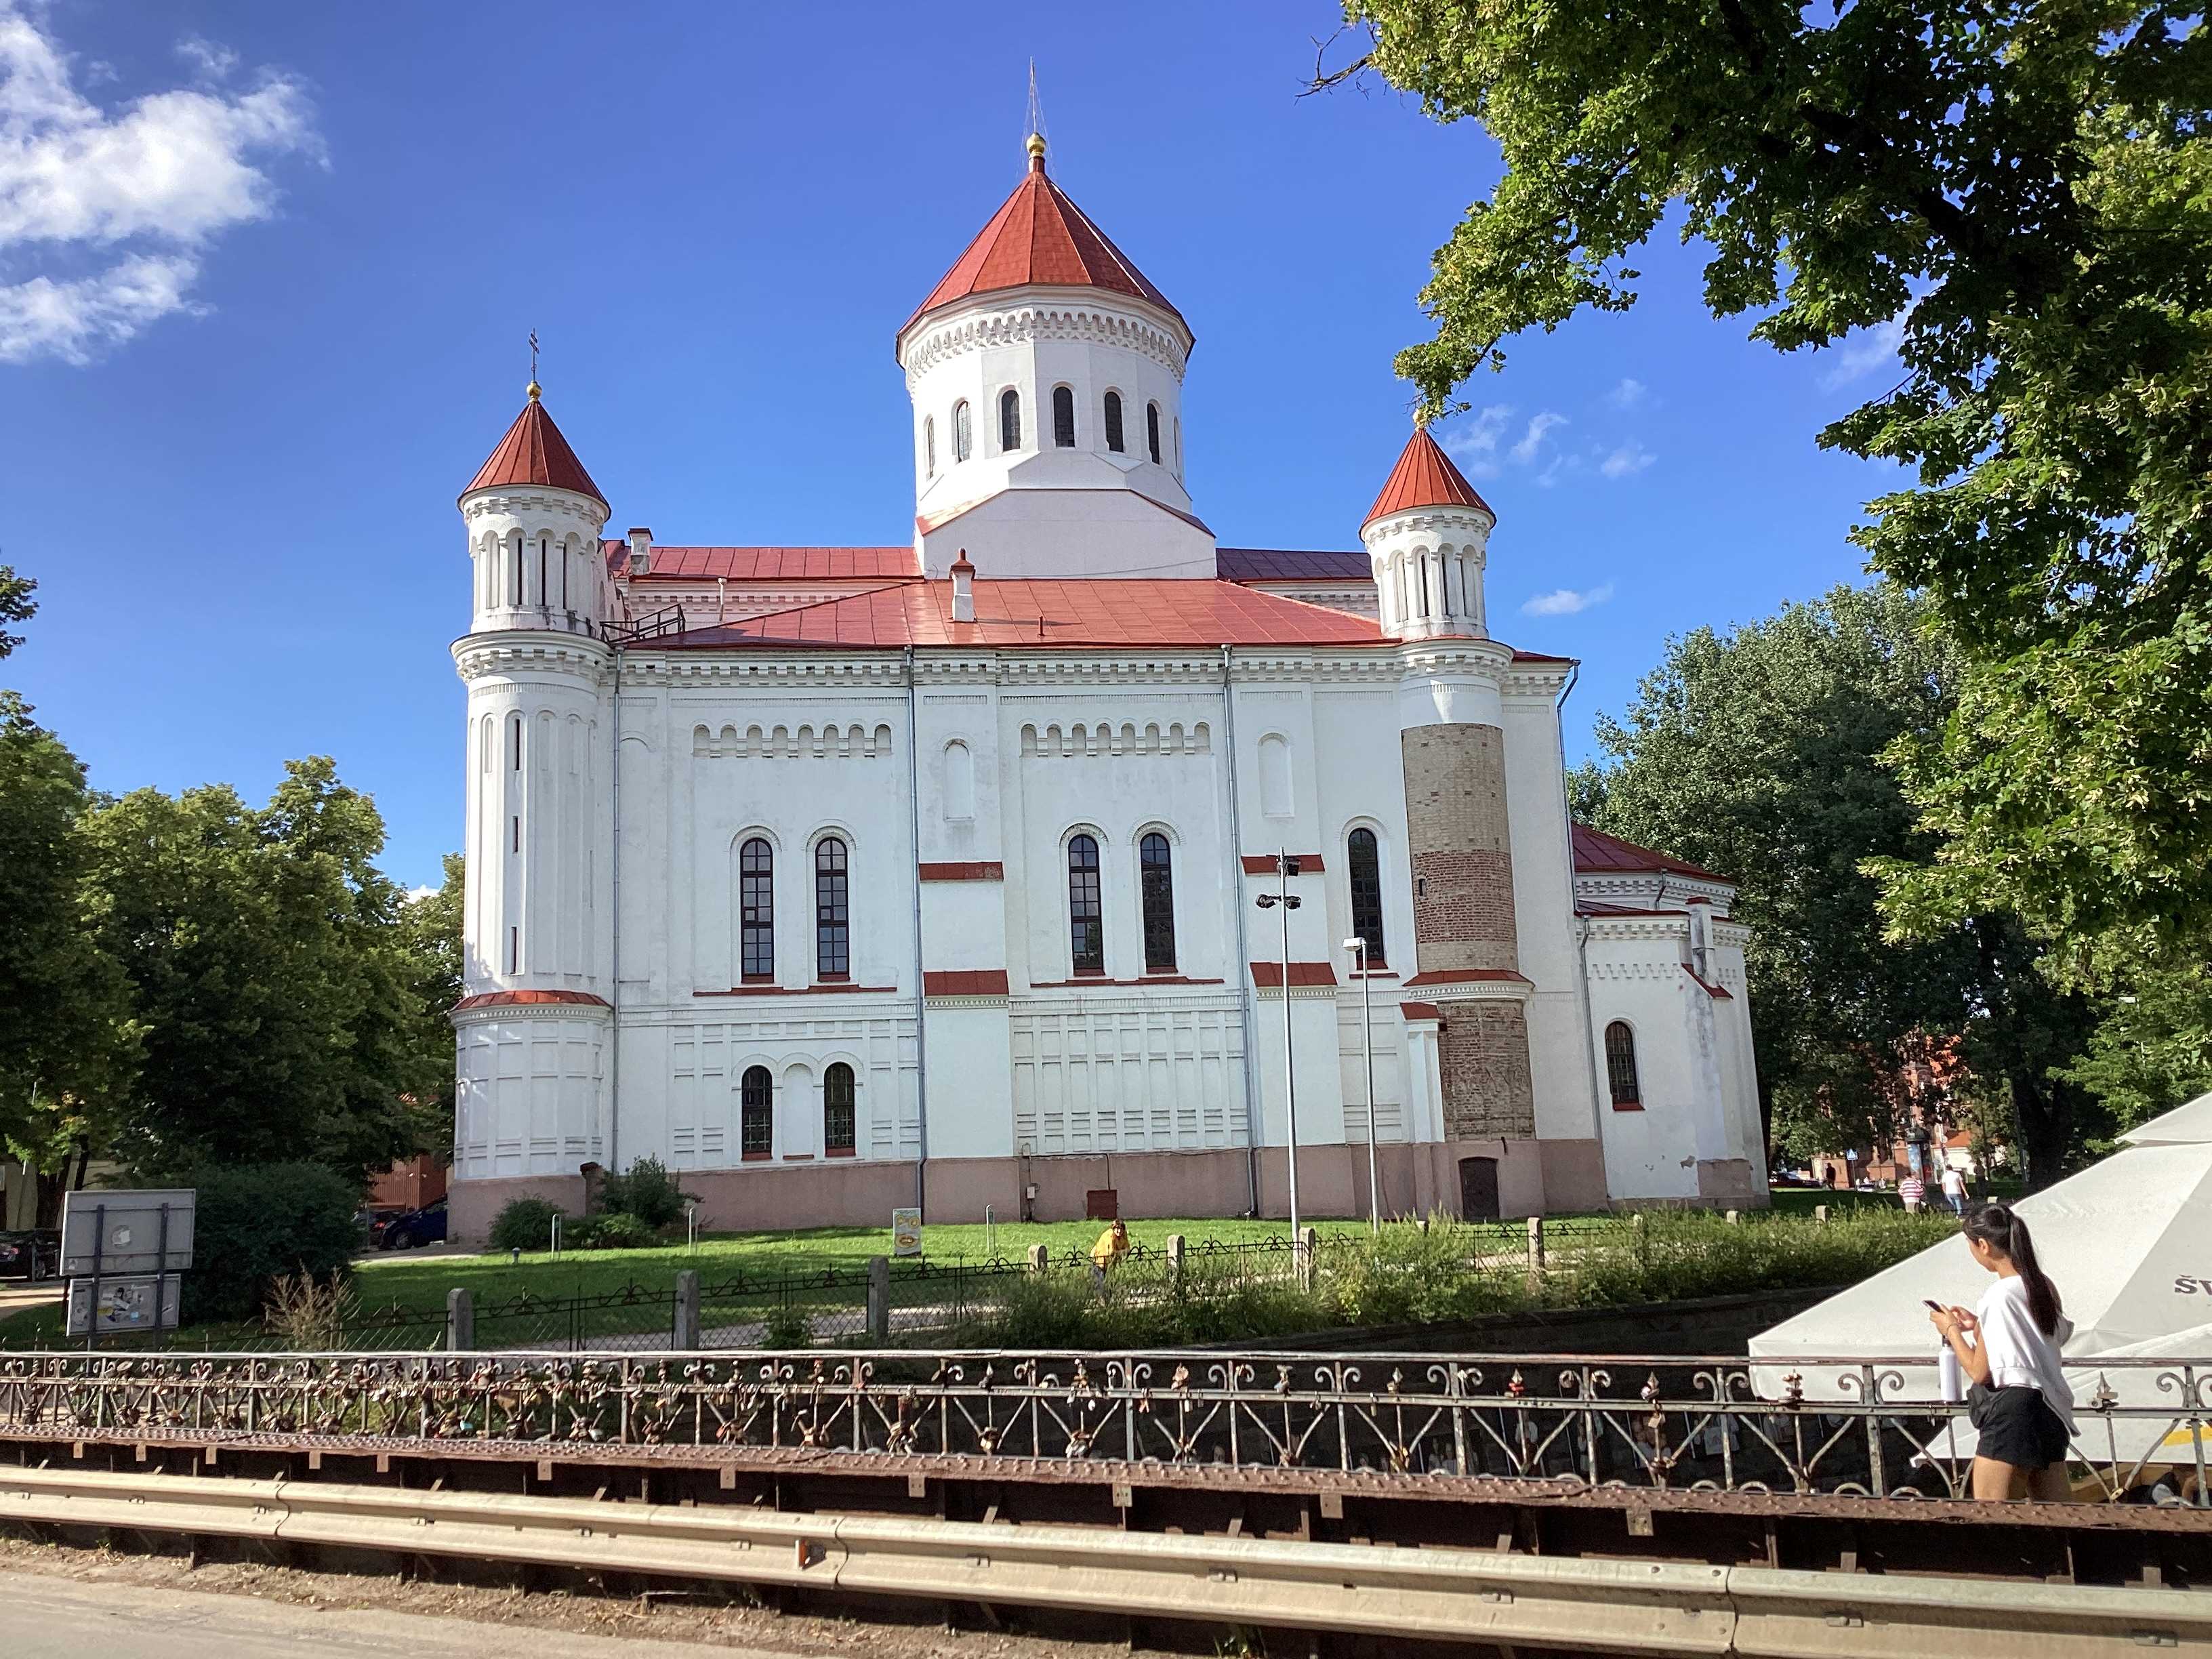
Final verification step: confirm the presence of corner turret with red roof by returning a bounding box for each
[1360,425,1496,641]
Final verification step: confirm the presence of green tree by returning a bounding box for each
[1577,583,2100,1182]
[394,853,464,1160]
[83,757,425,1176]
[1327,3,2211,984]
[2055,961,2212,1133]
[0,565,34,660]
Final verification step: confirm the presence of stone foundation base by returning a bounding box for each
[449,1137,1624,1244]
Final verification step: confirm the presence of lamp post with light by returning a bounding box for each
[1345,934,1380,1234]
[1255,852,1302,1246]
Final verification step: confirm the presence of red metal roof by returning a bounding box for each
[451,989,610,1012]
[1364,428,1494,527]
[902,146,1185,341]
[1216,548,1373,582]
[1240,853,1326,875]
[924,970,1010,998]
[1572,823,1733,884]
[659,579,1391,651]
[464,394,606,509]
[1250,962,1339,989]
[611,545,921,581]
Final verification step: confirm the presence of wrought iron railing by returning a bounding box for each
[1,1349,2204,1504]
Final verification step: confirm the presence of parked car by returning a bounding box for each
[353,1207,403,1248]
[0,1228,60,1281]
[379,1197,447,1250]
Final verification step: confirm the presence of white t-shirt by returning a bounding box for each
[1975,1273,2075,1432]
[1941,1167,1965,1197]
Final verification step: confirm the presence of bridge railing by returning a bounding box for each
[1,1347,2203,1504]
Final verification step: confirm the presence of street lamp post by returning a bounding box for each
[1255,852,1302,1247]
[1345,935,1379,1234]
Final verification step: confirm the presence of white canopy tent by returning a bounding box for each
[1749,1090,2212,1466]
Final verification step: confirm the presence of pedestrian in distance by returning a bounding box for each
[1089,1217,1130,1290]
[1898,1170,1925,1213]
[1940,1162,1967,1216]
[1928,1203,2074,1502]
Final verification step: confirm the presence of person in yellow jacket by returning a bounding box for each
[1089,1218,1130,1282]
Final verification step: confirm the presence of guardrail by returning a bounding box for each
[3,1347,2205,1504]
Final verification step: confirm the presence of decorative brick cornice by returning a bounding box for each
[899,294,1189,386]
[919,862,1004,882]
[450,988,613,1025]
[453,634,613,686]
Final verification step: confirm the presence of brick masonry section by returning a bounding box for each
[1401,724,1520,973]
[1435,999,1536,1139]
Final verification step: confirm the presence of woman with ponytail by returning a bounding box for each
[1929,1204,2075,1500]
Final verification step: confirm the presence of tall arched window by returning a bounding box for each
[507,535,523,607]
[1414,554,1432,618]
[1103,390,1125,453]
[1052,384,1076,447]
[924,415,936,476]
[537,536,549,608]
[998,388,1021,451]
[953,400,972,462]
[815,837,849,979]
[740,838,775,981]
[509,715,523,771]
[1146,401,1162,464]
[741,1065,773,1158]
[824,1062,856,1156]
[1139,833,1176,972]
[1347,827,1386,966]
[1605,1022,1643,1109]
[1067,834,1104,974]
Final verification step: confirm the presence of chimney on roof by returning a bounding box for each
[950,550,975,623]
[626,527,653,576]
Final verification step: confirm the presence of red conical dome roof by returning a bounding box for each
[1364,427,1494,527]
[462,388,607,510]
[901,138,1187,345]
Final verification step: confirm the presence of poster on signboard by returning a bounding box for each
[65,1274,182,1336]
[891,1208,922,1258]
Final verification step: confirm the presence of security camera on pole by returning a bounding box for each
[1255,851,1303,1252]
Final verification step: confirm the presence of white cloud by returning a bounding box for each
[1599,441,1656,478]
[1607,377,1646,409]
[1438,403,1514,478]
[1521,582,1615,617]
[1509,411,1568,465]
[0,3,319,364]
[1819,318,1904,390]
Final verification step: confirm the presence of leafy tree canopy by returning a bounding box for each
[1576,583,2100,1182]
[1334,1,2211,981]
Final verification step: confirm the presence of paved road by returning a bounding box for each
[0,1570,815,1659]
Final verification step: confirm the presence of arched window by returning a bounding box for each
[741,1065,773,1158]
[537,536,549,608]
[924,415,935,477]
[1103,390,1125,453]
[1347,827,1386,966]
[999,388,1021,451]
[824,1062,856,1156]
[1414,554,1431,618]
[1052,384,1076,448]
[740,838,774,981]
[1139,832,1176,972]
[1146,401,1162,464]
[1173,416,1182,476]
[953,400,972,462]
[1605,1022,1642,1109]
[509,715,523,771]
[815,837,849,979]
[1067,834,1104,974]
[507,535,523,607]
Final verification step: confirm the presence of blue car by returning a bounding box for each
[378,1198,447,1250]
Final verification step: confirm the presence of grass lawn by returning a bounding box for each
[349,1214,1356,1315]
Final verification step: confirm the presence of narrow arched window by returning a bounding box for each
[1139,833,1176,972]
[815,837,849,979]
[509,715,523,771]
[1103,390,1125,453]
[1052,385,1076,448]
[1068,834,1104,974]
[508,536,523,607]
[1146,401,1162,464]
[999,388,1021,451]
[1347,827,1386,966]
[824,1063,856,1156]
[1414,554,1432,618]
[1605,1022,1642,1108]
[924,415,936,477]
[740,838,775,981]
[741,1065,773,1158]
[954,400,972,462]
[537,536,549,607]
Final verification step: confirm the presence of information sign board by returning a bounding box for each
[891,1208,922,1258]
[60,1188,195,1276]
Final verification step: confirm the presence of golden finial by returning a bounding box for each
[1026,131,1046,171]
[526,379,542,403]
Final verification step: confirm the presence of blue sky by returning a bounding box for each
[0,1,1903,890]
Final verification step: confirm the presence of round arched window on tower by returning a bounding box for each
[999,388,1021,452]
[953,401,972,463]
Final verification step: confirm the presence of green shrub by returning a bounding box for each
[567,1211,654,1250]
[761,1304,814,1349]
[488,1197,566,1253]
[598,1155,695,1230]
[174,1163,363,1323]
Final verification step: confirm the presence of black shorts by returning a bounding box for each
[1967,1383,2071,1470]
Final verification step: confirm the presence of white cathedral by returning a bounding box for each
[448,134,1768,1241]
